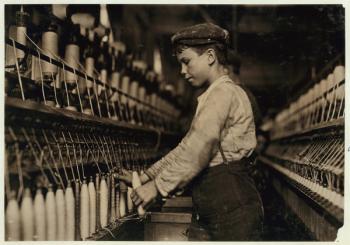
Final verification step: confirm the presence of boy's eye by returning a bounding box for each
[181,58,190,65]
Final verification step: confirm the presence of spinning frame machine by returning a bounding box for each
[4,6,181,241]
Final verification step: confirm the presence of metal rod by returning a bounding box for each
[61,131,77,182]
[68,131,82,182]
[50,130,71,184]
[42,129,65,189]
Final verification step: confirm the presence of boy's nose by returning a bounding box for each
[180,64,187,76]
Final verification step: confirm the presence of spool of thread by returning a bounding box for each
[46,100,57,107]
[132,171,146,216]
[315,83,323,124]
[16,27,27,59]
[20,188,34,241]
[85,57,94,89]
[97,69,108,97]
[95,174,101,230]
[327,73,335,94]
[119,181,127,218]
[334,65,345,84]
[324,73,334,117]
[119,191,126,218]
[99,177,108,227]
[15,8,29,63]
[74,181,81,241]
[80,180,90,240]
[45,186,57,241]
[106,173,111,220]
[320,79,328,98]
[334,66,345,117]
[336,81,345,101]
[100,70,108,85]
[115,185,120,219]
[138,86,146,110]
[78,77,87,96]
[309,86,316,126]
[110,72,120,103]
[55,188,66,240]
[64,44,80,84]
[42,31,58,75]
[34,188,46,241]
[127,187,134,213]
[151,93,157,108]
[65,183,75,241]
[83,108,93,115]
[5,191,20,241]
[54,71,62,89]
[319,79,327,121]
[5,26,17,67]
[65,106,78,112]
[88,177,96,235]
[129,80,139,107]
[121,76,130,104]
[110,174,116,222]
[111,72,120,89]
[110,91,119,104]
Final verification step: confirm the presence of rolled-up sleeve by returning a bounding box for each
[147,83,236,196]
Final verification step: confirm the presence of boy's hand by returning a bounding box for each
[115,169,151,187]
[115,169,132,186]
[131,180,159,209]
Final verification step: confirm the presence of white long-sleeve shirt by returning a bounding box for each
[145,75,257,196]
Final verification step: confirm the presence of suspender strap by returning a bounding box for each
[218,142,228,165]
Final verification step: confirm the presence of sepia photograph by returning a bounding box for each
[2,1,346,242]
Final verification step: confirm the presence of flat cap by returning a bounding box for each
[171,23,229,46]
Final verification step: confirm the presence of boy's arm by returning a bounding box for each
[142,155,172,181]
[141,141,186,181]
[152,83,236,196]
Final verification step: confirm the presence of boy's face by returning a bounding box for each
[176,47,209,87]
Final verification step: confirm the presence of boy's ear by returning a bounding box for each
[206,48,216,65]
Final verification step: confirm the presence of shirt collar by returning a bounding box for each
[197,75,232,102]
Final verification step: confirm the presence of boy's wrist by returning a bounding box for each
[154,178,169,197]
[140,173,150,184]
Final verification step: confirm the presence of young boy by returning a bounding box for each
[118,23,263,241]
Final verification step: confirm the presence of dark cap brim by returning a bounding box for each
[173,38,226,46]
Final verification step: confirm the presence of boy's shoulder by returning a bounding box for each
[206,79,237,98]
[216,78,241,92]
[207,79,249,103]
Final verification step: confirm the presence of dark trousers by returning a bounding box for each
[188,161,264,241]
